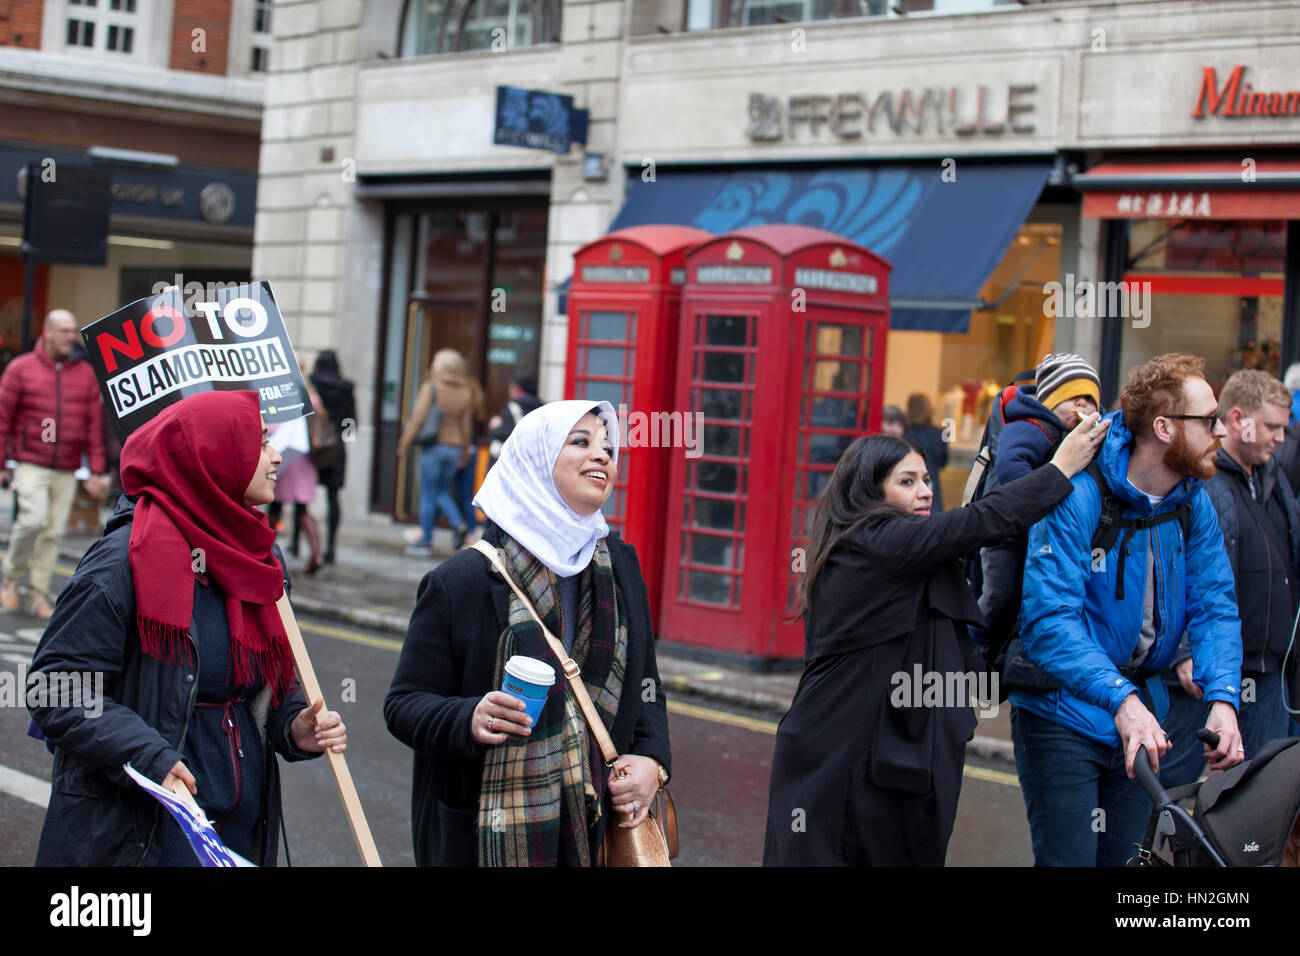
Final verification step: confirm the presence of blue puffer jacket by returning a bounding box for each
[1014,411,1242,746]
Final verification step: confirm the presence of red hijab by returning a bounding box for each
[120,390,294,704]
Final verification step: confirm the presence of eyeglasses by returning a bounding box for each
[1162,411,1221,430]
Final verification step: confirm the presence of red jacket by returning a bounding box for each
[0,338,107,474]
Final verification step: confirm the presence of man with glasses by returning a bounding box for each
[1160,370,1300,788]
[0,310,108,619]
[1013,353,1244,866]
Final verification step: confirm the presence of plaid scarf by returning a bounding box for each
[477,534,627,867]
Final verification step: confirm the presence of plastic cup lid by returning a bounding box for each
[504,655,556,686]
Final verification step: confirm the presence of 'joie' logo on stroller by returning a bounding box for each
[1242,841,1260,853]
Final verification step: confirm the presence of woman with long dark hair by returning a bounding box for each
[762,415,1106,866]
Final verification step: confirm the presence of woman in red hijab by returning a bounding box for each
[28,390,346,866]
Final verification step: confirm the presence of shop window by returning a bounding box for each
[1120,219,1286,391]
[400,0,559,56]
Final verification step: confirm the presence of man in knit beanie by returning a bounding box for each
[972,353,1104,708]
[993,354,1101,485]
[1035,353,1101,431]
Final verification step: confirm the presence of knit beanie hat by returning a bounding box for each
[1036,353,1100,411]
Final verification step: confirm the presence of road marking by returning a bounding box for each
[0,763,50,808]
[666,700,1021,788]
[297,619,403,652]
[669,699,779,735]
[960,764,1022,788]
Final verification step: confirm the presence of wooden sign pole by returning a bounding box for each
[276,595,383,867]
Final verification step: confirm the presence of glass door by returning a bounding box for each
[673,310,758,610]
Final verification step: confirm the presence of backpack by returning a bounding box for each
[961,371,1042,618]
[960,370,1044,509]
[307,392,339,471]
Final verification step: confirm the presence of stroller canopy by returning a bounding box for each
[1195,737,1300,866]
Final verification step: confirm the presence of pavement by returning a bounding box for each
[0,503,1016,764]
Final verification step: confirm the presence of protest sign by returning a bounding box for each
[123,763,254,867]
[81,281,310,443]
[79,281,383,867]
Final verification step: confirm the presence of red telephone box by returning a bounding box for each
[658,224,891,661]
[565,224,712,624]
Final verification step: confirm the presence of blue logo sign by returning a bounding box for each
[494,86,589,155]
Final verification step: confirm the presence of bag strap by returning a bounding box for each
[471,540,620,766]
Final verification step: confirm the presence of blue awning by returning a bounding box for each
[604,159,1052,334]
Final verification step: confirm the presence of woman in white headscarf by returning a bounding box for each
[385,400,671,867]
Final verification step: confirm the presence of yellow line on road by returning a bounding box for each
[298,619,404,652]
[668,699,780,734]
[962,764,1022,788]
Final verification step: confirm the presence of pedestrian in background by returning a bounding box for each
[1275,361,1300,497]
[904,392,948,513]
[0,309,108,618]
[397,348,473,554]
[880,404,906,438]
[309,350,355,565]
[452,376,488,542]
[385,401,670,866]
[27,391,345,866]
[268,368,327,575]
[1161,369,1300,787]
[488,373,542,464]
[763,413,1104,866]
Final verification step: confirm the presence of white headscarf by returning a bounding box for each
[473,399,621,577]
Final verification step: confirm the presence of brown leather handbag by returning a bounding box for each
[473,541,678,867]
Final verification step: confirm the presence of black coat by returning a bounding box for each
[1203,450,1300,675]
[763,464,1074,866]
[384,524,671,866]
[310,372,356,489]
[27,497,316,866]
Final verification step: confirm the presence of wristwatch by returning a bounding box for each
[656,761,670,788]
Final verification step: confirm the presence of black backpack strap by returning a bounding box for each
[1087,461,1124,556]
[1087,461,1192,601]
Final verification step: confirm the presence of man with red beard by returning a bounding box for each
[1013,353,1244,866]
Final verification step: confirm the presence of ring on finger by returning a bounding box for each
[486,716,494,732]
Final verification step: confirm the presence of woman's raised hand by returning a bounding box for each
[1050,412,1110,479]
[472,691,533,745]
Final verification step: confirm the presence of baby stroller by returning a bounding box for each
[1131,730,1300,866]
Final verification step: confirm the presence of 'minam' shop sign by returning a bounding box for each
[1193,65,1300,118]
[83,281,308,441]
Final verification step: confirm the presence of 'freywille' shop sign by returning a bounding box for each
[747,84,1037,142]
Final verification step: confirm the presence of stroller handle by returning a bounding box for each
[1135,743,1229,867]
[1133,746,1169,805]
